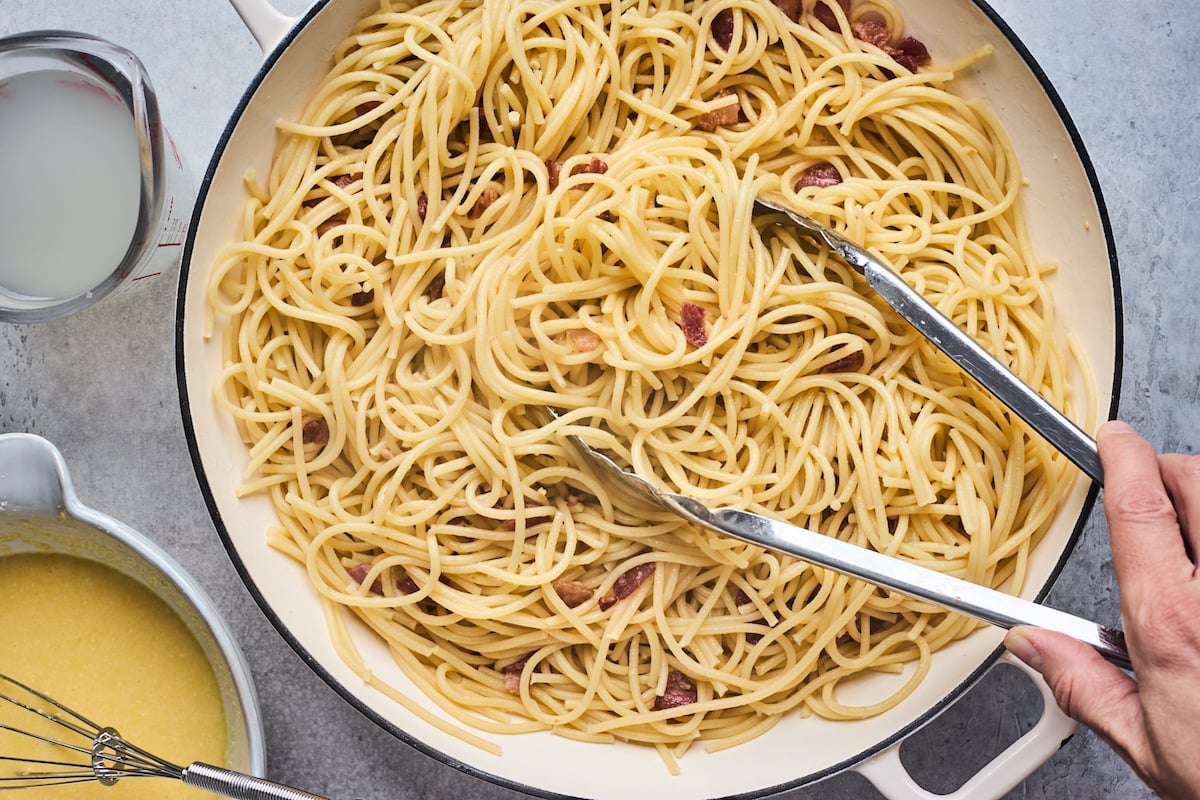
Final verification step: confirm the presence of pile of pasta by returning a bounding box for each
[209,0,1084,766]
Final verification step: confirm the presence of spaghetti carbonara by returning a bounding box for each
[208,0,1083,766]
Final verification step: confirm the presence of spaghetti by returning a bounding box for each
[207,0,1085,764]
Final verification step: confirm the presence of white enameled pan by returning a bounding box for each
[176,2,1121,797]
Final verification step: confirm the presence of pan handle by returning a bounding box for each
[228,0,300,54]
[851,653,1078,800]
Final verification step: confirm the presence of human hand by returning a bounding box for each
[1005,420,1200,800]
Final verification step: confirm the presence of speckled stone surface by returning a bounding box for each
[2,2,1197,798]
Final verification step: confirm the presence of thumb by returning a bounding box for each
[1005,626,1149,764]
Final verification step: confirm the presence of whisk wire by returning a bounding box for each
[0,671,183,790]
[93,726,183,781]
[0,671,330,799]
[0,672,101,732]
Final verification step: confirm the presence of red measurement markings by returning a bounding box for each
[56,79,118,105]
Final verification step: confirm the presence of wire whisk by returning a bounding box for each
[0,672,331,799]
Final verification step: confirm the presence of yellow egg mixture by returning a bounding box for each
[0,552,228,799]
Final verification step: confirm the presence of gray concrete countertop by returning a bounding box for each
[2,1,1195,798]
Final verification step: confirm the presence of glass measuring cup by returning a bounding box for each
[0,31,193,323]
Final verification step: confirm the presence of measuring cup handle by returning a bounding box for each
[228,0,300,54]
[0,433,75,515]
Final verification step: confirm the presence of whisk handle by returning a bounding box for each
[182,762,332,800]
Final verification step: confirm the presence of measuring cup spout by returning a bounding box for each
[0,433,74,515]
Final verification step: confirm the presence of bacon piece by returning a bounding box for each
[302,418,329,446]
[680,302,708,348]
[331,173,361,189]
[425,271,445,300]
[416,191,429,222]
[349,562,417,594]
[565,487,595,506]
[812,0,850,29]
[614,563,656,598]
[548,156,610,191]
[317,214,347,238]
[356,100,382,117]
[849,16,931,74]
[851,18,891,49]
[599,562,657,610]
[711,9,735,51]
[350,289,374,307]
[794,163,843,191]
[546,159,565,191]
[735,587,768,643]
[886,36,931,73]
[693,90,741,133]
[653,670,697,711]
[503,656,530,694]
[348,562,383,594]
[568,328,602,353]
[553,579,594,608]
[773,0,803,23]
[467,188,499,219]
[500,511,554,531]
[571,156,609,181]
[821,349,865,373]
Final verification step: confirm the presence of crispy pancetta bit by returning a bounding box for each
[811,0,850,28]
[467,188,499,220]
[347,562,382,594]
[679,302,709,348]
[598,562,656,611]
[424,271,445,300]
[850,17,931,73]
[355,100,382,117]
[546,156,609,191]
[348,562,419,595]
[653,670,698,711]
[301,417,329,446]
[774,0,804,22]
[821,349,865,373]
[316,213,347,239]
[693,89,741,133]
[711,9,736,51]
[503,656,530,694]
[794,162,843,190]
[567,328,602,353]
[552,579,594,608]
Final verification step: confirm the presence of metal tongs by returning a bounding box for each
[754,196,1104,485]
[549,410,1131,671]
[544,199,1128,669]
